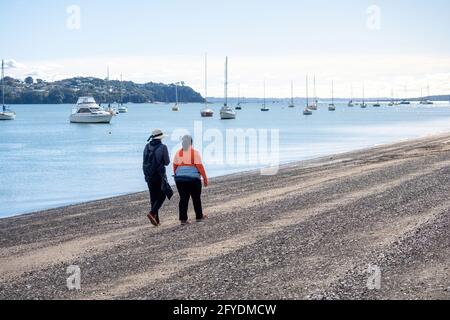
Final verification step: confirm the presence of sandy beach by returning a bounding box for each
[1,134,449,300]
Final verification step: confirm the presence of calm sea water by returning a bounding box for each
[1,101,450,218]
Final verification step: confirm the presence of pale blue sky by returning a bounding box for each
[1,0,450,97]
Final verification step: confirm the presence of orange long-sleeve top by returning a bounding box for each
[173,147,208,184]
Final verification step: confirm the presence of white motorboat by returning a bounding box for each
[70,97,113,123]
[220,57,236,120]
[0,60,16,121]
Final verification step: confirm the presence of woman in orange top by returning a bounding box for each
[173,135,208,225]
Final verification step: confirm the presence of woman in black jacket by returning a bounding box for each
[143,129,170,227]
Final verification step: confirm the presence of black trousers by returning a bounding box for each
[175,179,203,222]
[147,176,166,223]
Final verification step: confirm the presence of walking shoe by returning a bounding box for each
[196,214,209,222]
[147,213,158,227]
[180,220,191,226]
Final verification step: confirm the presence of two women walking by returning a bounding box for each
[143,130,208,227]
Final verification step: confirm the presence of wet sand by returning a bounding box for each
[1,134,449,300]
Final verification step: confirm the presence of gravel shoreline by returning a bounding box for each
[1,134,449,300]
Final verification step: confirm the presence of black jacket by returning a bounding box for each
[143,140,170,181]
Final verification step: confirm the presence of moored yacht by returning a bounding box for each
[118,104,128,113]
[261,81,270,111]
[220,57,236,120]
[70,97,113,123]
[303,75,313,116]
[0,60,16,121]
[201,54,214,118]
[328,80,336,111]
[288,81,295,108]
[118,74,128,113]
[172,82,180,111]
[308,76,318,110]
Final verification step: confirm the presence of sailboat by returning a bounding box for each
[261,81,270,111]
[105,66,118,116]
[308,76,318,110]
[220,57,236,120]
[0,60,16,120]
[201,54,214,117]
[420,84,433,105]
[288,81,295,108]
[172,83,180,111]
[348,84,354,107]
[235,84,242,110]
[360,82,367,108]
[399,85,410,105]
[303,75,313,116]
[373,91,381,107]
[388,89,395,106]
[328,80,336,111]
[118,74,128,113]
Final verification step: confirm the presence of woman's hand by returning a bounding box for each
[203,179,209,187]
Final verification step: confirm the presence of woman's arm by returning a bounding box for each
[194,150,208,186]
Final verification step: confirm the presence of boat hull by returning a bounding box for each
[201,112,214,117]
[70,114,113,124]
[220,111,236,120]
[0,112,16,120]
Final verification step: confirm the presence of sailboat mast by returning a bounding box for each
[331,80,334,105]
[314,76,317,104]
[2,59,5,110]
[263,80,266,107]
[175,83,179,104]
[238,84,240,105]
[291,80,294,105]
[306,75,309,108]
[224,56,228,107]
[362,82,365,104]
[204,53,208,106]
[107,66,111,107]
[120,73,123,105]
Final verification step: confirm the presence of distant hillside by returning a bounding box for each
[0,76,205,104]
